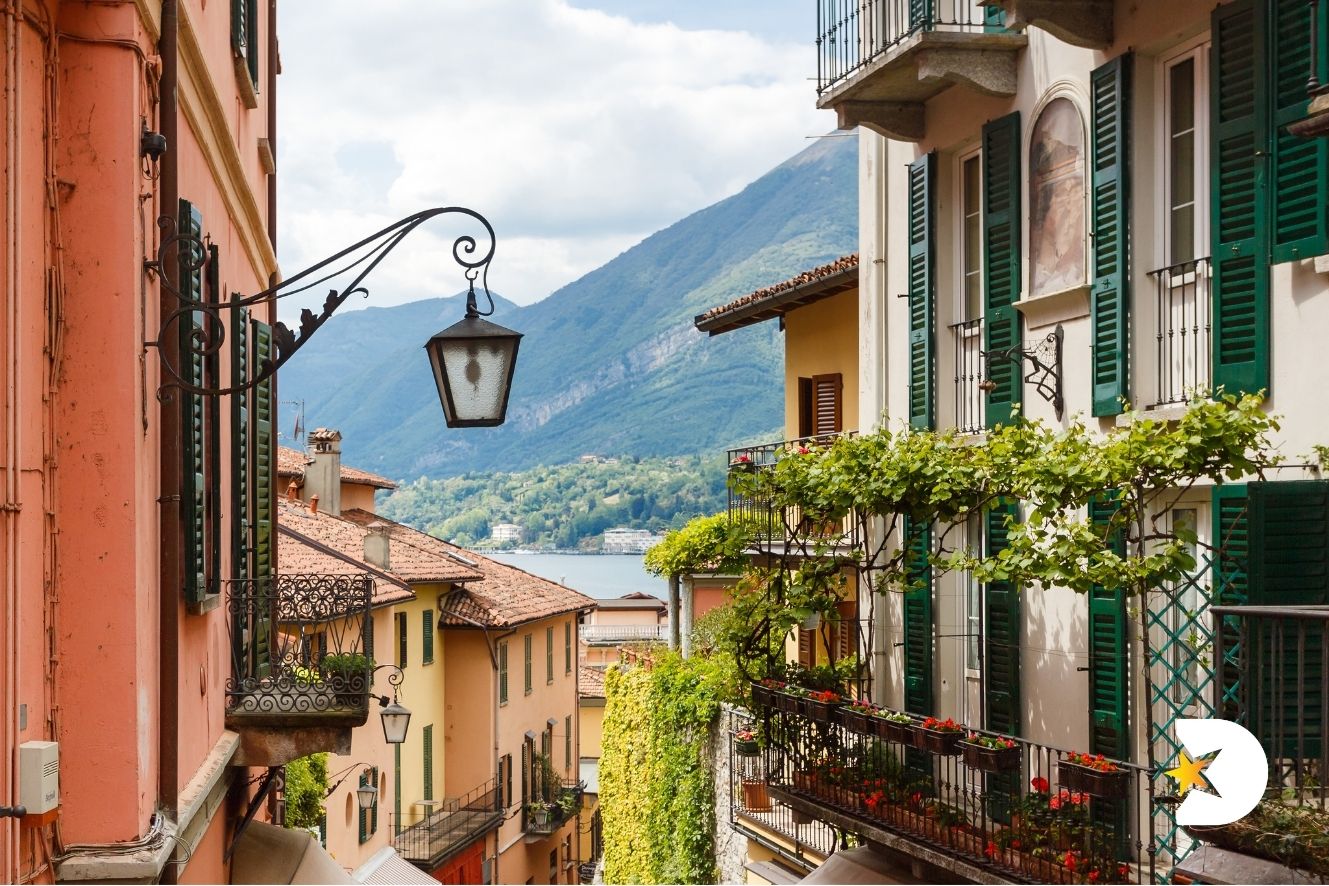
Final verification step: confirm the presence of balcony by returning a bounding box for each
[727,433,860,558]
[815,0,1026,140]
[978,1,1114,49]
[579,624,669,645]
[1145,258,1211,409]
[749,684,1154,883]
[392,778,503,871]
[225,574,372,766]
[949,318,984,434]
[525,780,584,840]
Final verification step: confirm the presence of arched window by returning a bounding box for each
[1028,97,1087,297]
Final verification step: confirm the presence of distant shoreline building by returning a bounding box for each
[601,527,665,554]
[490,522,524,544]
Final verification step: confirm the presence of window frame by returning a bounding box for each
[955,146,985,327]
[1155,35,1211,271]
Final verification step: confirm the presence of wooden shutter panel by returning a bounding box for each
[394,745,402,826]
[1248,481,1329,606]
[810,373,843,436]
[907,153,936,430]
[1211,0,1271,396]
[565,621,572,674]
[422,610,434,664]
[902,516,934,715]
[547,626,554,683]
[525,633,532,694]
[908,0,931,31]
[422,724,434,801]
[797,627,816,668]
[252,319,276,580]
[1087,493,1129,760]
[982,113,1022,427]
[499,640,509,704]
[230,304,251,586]
[179,199,207,605]
[983,5,1005,29]
[230,0,247,55]
[565,715,573,769]
[1270,0,1329,262]
[371,767,379,835]
[984,502,1021,736]
[1090,54,1132,417]
[1213,484,1250,719]
[396,612,408,668]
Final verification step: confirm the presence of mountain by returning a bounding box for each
[280,135,858,480]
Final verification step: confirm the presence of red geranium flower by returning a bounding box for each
[1030,776,1049,793]
[1064,852,1078,872]
[983,841,997,859]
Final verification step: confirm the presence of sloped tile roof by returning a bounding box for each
[278,445,398,490]
[340,509,596,629]
[277,506,414,607]
[694,254,859,335]
[578,665,606,699]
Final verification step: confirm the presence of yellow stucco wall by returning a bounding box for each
[390,582,450,831]
[578,701,604,760]
[783,289,860,439]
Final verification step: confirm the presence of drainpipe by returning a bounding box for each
[4,0,21,879]
[157,0,181,878]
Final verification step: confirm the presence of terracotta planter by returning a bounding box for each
[960,740,1022,773]
[741,779,771,812]
[1058,760,1129,798]
[872,717,914,745]
[919,727,964,755]
[802,697,838,722]
[840,708,874,734]
[793,770,817,793]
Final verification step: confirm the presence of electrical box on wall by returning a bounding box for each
[19,741,59,814]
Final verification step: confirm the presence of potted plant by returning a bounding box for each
[734,727,760,757]
[959,732,1021,772]
[741,778,771,812]
[802,688,841,723]
[873,710,915,745]
[839,699,878,734]
[750,679,782,709]
[1058,751,1129,798]
[917,716,965,755]
[729,453,756,473]
[774,683,806,714]
[319,652,372,706]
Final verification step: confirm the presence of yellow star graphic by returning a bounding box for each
[1165,751,1211,795]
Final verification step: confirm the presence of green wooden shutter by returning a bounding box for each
[230,0,246,55]
[422,724,434,802]
[1213,484,1250,720]
[250,319,275,676]
[499,640,509,704]
[396,612,408,668]
[546,626,554,683]
[565,715,573,769]
[983,4,1005,29]
[1087,493,1129,760]
[371,767,379,836]
[1211,0,1271,396]
[230,304,251,586]
[902,516,933,715]
[525,633,533,694]
[909,0,932,32]
[984,502,1021,736]
[204,245,222,600]
[1270,0,1329,262]
[982,113,1022,427]
[422,610,434,664]
[1248,480,1329,606]
[907,153,936,430]
[394,745,402,827]
[565,621,572,674]
[179,199,207,605]
[1090,54,1132,416]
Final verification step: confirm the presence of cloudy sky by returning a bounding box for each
[275,1,836,318]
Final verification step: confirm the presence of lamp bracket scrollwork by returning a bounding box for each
[979,323,1064,419]
[144,207,497,399]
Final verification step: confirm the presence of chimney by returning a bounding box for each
[309,494,319,514]
[305,428,342,514]
[364,522,390,569]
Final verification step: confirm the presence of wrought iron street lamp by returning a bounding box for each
[355,781,379,811]
[148,206,520,427]
[325,763,379,810]
[372,664,412,745]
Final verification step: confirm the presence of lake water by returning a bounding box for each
[487,553,665,601]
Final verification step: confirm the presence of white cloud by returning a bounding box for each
[276,0,832,319]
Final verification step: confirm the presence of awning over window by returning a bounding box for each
[352,846,440,885]
[231,821,354,885]
[798,846,923,885]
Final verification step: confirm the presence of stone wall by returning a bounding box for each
[711,704,752,885]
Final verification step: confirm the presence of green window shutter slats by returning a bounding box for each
[1211,0,1271,396]
[230,305,251,585]
[565,715,573,769]
[1248,480,1329,606]
[984,502,1021,736]
[231,0,259,85]
[525,634,533,694]
[422,724,434,802]
[1271,0,1329,262]
[1087,493,1129,760]
[252,319,275,581]
[1090,54,1132,417]
[983,5,1005,29]
[179,199,208,605]
[422,610,434,664]
[396,612,408,668]
[565,621,572,674]
[499,640,509,704]
[1213,484,1250,719]
[394,745,402,825]
[982,113,1022,427]
[358,769,371,844]
[546,626,554,683]
[907,153,936,430]
[902,517,934,715]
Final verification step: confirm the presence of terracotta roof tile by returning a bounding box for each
[278,445,398,490]
[340,509,596,629]
[277,507,414,607]
[695,254,858,334]
[579,666,606,699]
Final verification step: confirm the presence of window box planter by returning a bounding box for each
[750,683,774,709]
[802,696,838,722]
[872,715,915,745]
[1058,759,1129,799]
[839,707,874,734]
[773,690,804,714]
[729,457,756,474]
[734,738,760,757]
[918,727,963,756]
[959,740,1022,773]
[792,770,817,793]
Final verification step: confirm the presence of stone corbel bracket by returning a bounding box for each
[836,100,925,142]
[985,0,1114,50]
[916,47,1021,97]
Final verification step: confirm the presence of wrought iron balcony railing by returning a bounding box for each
[726,433,859,555]
[749,686,1156,883]
[950,317,984,434]
[816,0,1000,94]
[392,778,503,869]
[726,710,838,871]
[1212,605,1328,812]
[524,780,584,837]
[1146,257,1211,408]
[579,624,669,644]
[225,574,372,728]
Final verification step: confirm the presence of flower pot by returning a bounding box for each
[741,779,771,812]
[840,708,873,734]
[801,612,822,631]
[960,740,1022,773]
[729,459,756,474]
[919,727,963,755]
[1058,760,1129,798]
[802,697,838,723]
[873,717,914,745]
[793,770,817,793]
[735,739,760,757]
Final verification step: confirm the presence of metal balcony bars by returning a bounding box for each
[1146,257,1211,408]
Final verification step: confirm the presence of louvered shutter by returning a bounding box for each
[907,154,936,430]
[230,304,251,587]
[1087,493,1129,760]
[422,610,434,664]
[902,516,933,715]
[230,0,247,56]
[984,502,1021,735]
[547,626,554,683]
[1090,55,1132,417]
[396,612,408,668]
[797,627,816,668]
[810,373,843,436]
[1211,0,1271,396]
[983,5,1005,29]
[204,245,222,601]
[1270,0,1329,262]
[1213,484,1250,719]
[908,0,932,32]
[422,724,434,801]
[835,601,855,662]
[525,633,533,694]
[250,319,275,676]
[982,113,1022,427]
[394,745,402,824]
[179,199,208,605]
[565,621,572,674]
[499,640,509,704]
[371,767,379,835]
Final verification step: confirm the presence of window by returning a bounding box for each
[230,0,259,88]
[960,152,983,323]
[546,626,554,684]
[524,634,533,694]
[499,640,509,705]
[1164,51,1204,265]
[797,374,842,439]
[565,715,572,770]
[422,724,434,802]
[396,612,408,669]
[549,850,558,882]
[564,621,572,674]
[422,609,435,665]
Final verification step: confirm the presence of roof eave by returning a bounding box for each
[694,265,859,336]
